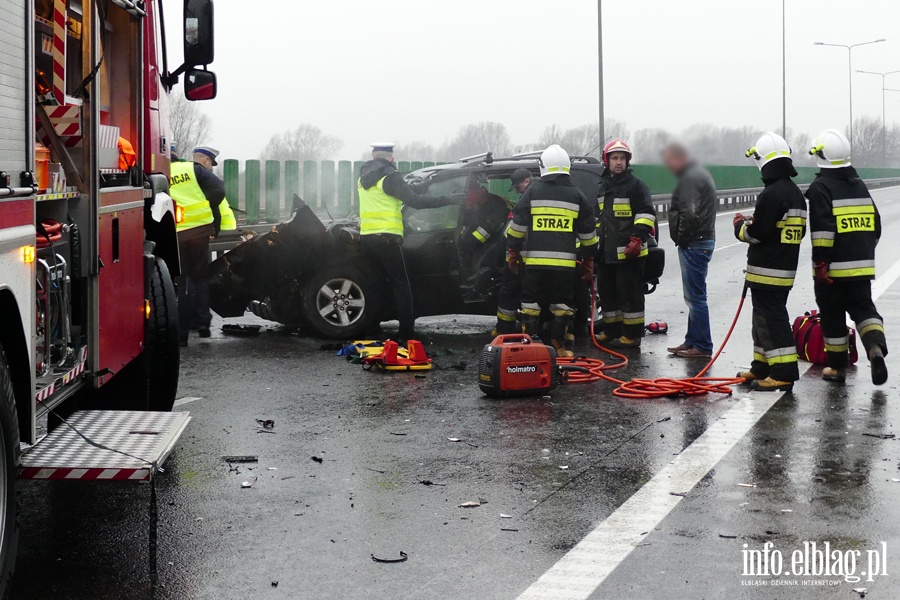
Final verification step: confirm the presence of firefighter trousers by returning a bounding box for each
[520,267,575,344]
[814,280,887,370]
[495,264,523,334]
[749,288,799,382]
[596,259,645,340]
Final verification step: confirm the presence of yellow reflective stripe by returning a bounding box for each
[580,234,599,247]
[473,230,487,242]
[825,343,850,353]
[634,218,655,228]
[623,317,644,325]
[783,217,806,226]
[830,267,876,278]
[524,257,577,268]
[506,226,526,239]
[746,273,795,286]
[546,166,571,173]
[753,352,767,362]
[531,206,579,218]
[764,149,791,160]
[496,311,517,322]
[767,353,798,365]
[860,323,885,336]
[617,248,649,260]
[833,205,875,216]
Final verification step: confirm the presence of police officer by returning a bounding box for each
[506,145,598,357]
[169,145,231,346]
[807,129,887,385]
[358,143,457,343]
[594,139,656,349]
[736,132,807,391]
[494,168,533,334]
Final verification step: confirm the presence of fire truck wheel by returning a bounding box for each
[146,258,180,411]
[302,266,371,339]
[0,345,20,598]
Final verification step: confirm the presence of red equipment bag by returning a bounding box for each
[792,310,858,366]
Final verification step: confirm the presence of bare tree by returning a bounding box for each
[438,122,512,161]
[169,94,212,156]
[538,120,630,158]
[394,141,437,162]
[631,128,671,164]
[260,124,343,162]
[849,116,884,168]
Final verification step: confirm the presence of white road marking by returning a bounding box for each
[516,254,900,600]
[714,241,742,252]
[173,396,203,407]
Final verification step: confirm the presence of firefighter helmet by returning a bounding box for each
[745,132,791,171]
[602,139,632,167]
[809,129,851,169]
[539,144,571,178]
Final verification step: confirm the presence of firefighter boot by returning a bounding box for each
[751,377,794,392]
[609,336,641,350]
[520,313,540,339]
[822,367,846,383]
[550,315,575,359]
[870,346,888,386]
[736,371,762,385]
[493,317,518,337]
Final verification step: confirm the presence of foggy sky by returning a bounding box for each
[164,0,900,161]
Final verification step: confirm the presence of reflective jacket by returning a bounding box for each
[596,169,655,263]
[507,175,598,270]
[734,160,807,290]
[806,167,880,281]
[358,176,403,236]
[219,199,237,231]
[169,161,214,233]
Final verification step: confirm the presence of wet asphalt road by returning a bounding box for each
[11,187,900,599]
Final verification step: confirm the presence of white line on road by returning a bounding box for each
[173,396,203,407]
[515,254,900,600]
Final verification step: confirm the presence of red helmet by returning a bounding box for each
[602,139,632,167]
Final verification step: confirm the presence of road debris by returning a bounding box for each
[852,588,867,598]
[718,534,738,539]
[371,551,408,564]
[221,324,261,336]
[500,514,513,519]
[669,492,687,497]
[223,455,258,464]
[736,483,757,488]
[447,438,461,442]
[365,467,385,474]
[256,419,275,429]
[311,456,324,464]
[862,433,895,440]
[657,416,672,423]
[271,581,278,588]
[500,528,519,532]
[389,432,407,436]
[241,477,257,489]
[418,480,446,487]
[559,466,569,470]
[458,501,481,508]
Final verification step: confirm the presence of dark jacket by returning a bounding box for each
[733,159,807,290]
[507,175,598,271]
[596,169,655,264]
[359,158,451,210]
[806,166,880,280]
[462,187,511,246]
[669,162,716,247]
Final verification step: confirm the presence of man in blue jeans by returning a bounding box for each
[663,143,718,358]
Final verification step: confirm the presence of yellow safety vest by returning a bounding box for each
[219,198,237,231]
[169,161,214,232]
[358,176,403,236]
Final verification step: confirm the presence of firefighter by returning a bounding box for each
[807,129,887,385]
[506,145,598,357]
[494,168,533,334]
[169,145,226,346]
[594,139,656,349]
[358,143,457,343]
[736,132,807,391]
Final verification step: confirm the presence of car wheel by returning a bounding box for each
[302,267,370,339]
[146,258,180,411]
[0,344,19,598]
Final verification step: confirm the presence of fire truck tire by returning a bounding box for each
[302,266,371,339]
[146,258,180,411]
[0,345,20,598]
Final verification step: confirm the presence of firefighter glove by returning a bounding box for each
[814,261,834,285]
[507,248,524,274]
[578,257,594,282]
[623,236,643,259]
[733,213,746,228]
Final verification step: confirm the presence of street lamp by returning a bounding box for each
[813,38,886,149]
[856,69,900,166]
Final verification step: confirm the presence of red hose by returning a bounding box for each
[36,219,62,248]
[558,279,747,399]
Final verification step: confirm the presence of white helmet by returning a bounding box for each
[745,132,791,171]
[539,144,571,178]
[809,129,851,169]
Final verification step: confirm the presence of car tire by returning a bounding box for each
[146,258,180,411]
[0,344,20,599]
[302,266,371,339]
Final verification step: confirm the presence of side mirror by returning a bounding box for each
[184,0,214,67]
[184,69,217,101]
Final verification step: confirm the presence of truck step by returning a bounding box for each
[19,410,191,481]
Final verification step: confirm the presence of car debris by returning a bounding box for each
[418,480,446,487]
[221,324,262,337]
[500,528,519,532]
[862,433,895,440]
[458,501,481,508]
[256,419,275,429]
[371,551,408,564]
[718,534,738,539]
[311,456,324,464]
[852,588,867,598]
[500,514,513,519]
[271,581,279,588]
[223,456,258,464]
[447,438,461,442]
[736,483,757,488]
[241,477,257,489]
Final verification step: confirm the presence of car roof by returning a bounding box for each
[406,155,605,181]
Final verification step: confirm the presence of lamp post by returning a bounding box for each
[813,38,886,149]
[782,0,786,138]
[856,70,900,167]
[597,0,604,148]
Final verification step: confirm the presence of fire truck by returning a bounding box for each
[0,0,217,591]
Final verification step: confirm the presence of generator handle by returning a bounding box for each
[491,334,534,345]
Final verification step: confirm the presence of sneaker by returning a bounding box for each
[676,347,712,359]
[198,327,211,338]
[609,336,641,349]
[870,347,888,386]
[822,367,846,383]
[667,343,690,354]
[750,377,794,392]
